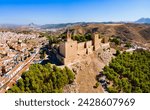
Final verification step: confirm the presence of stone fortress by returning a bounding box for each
[53,30,103,65]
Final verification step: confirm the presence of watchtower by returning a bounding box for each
[59,30,78,65]
[93,32,101,51]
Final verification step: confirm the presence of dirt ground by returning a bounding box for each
[76,54,105,93]
[64,47,115,93]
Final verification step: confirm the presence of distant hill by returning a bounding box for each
[135,18,150,24]
[40,22,91,29]
[40,22,125,29]
[61,23,150,44]
[28,23,39,28]
[0,24,21,28]
[0,23,40,29]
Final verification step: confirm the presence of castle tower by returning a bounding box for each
[93,33,101,51]
[66,29,72,41]
[59,30,78,65]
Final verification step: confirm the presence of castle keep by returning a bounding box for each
[54,31,102,65]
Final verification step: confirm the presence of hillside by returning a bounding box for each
[101,49,150,93]
[65,24,150,44]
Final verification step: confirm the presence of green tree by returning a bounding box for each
[7,63,75,93]
[65,67,75,84]
[115,50,121,56]
[99,49,150,93]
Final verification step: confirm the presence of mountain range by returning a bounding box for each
[39,18,150,29]
[135,18,150,24]
[0,18,150,29]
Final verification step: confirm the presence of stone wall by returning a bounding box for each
[56,33,102,65]
[86,46,94,54]
[56,54,64,64]
[64,56,78,65]
[77,48,87,55]
[77,42,86,51]
[86,41,93,48]
[65,41,78,58]
[77,41,94,55]
[59,43,66,57]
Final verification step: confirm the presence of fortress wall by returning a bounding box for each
[56,54,64,64]
[94,39,101,51]
[86,41,93,48]
[99,39,102,43]
[55,48,76,65]
[77,40,94,55]
[101,42,110,49]
[77,48,87,55]
[52,48,64,64]
[86,46,94,54]
[56,33,104,65]
[59,43,65,57]
[103,37,109,43]
[65,41,78,58]
[63,56,78,65]
[77,42,86,51]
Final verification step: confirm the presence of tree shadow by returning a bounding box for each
[39,44,63,66]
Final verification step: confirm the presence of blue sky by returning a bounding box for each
[0,0,150,24]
